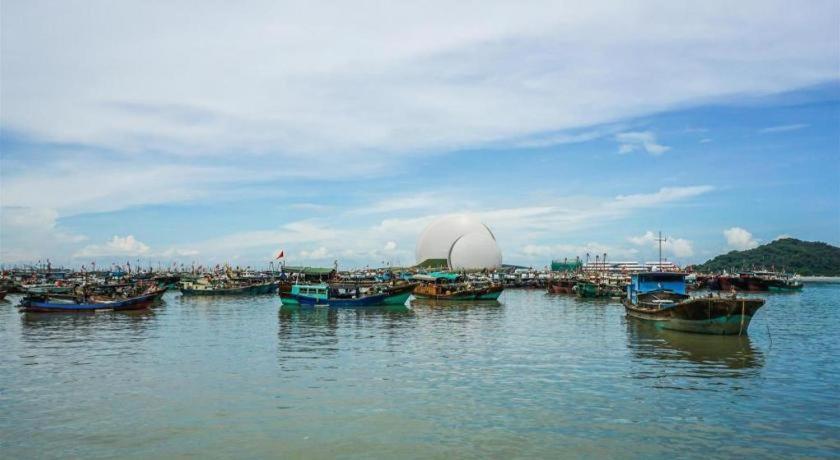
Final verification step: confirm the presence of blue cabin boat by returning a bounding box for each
[623,272,765,335]
[281,283,413,308]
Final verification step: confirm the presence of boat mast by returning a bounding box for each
[656,231,667,271]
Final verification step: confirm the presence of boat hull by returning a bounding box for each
[413,285,504,301]
[576,282,613,298]
[298,292,392,308]
[547,281,575,294]
[623,297,765,335]
[383,291,412,305]
[19,289,165,313]
[180,282,278,296]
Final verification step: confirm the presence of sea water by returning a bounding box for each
[1,284,838,458]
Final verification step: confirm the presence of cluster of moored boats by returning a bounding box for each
[1,265,803,336]
[0,268,507,312]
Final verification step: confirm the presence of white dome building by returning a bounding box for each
[415,215,502,270]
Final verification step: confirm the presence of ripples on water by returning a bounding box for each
[1,285,838,459]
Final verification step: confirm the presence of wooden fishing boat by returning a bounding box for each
[767,277,804,291]
[760,272,804,291]
[283,282,415,308]
[574,280,616,298]
[623,272,765,335]
[714,271,803,292]
[412,273,504,301]
[19,286,166,313]
[179,278,279,296]
[547,278,575,294]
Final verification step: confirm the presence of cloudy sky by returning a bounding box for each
[1,1,839,269]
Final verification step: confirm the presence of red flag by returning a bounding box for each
[276,250,284,260]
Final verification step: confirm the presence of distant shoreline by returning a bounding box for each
[800,276,840,283]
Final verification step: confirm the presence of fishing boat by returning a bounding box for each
[713,271,803,292]
[179,276,279,296]
[575,280,610,298]
[19,285,166,313]
[412,273,504,301]
[760,272,804,291]
[284,282,415,308]
[547,278,576,294]
[622,272,765,335]
[766,276,804,291]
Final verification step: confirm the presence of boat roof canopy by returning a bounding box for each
[283,266,335,276]
[412,272,461,282]
[634,272,686,281]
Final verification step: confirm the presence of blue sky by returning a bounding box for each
[1,1,839,268]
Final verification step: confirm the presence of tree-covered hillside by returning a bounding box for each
[693,238,840,276]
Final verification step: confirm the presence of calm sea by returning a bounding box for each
[1,284,838,459]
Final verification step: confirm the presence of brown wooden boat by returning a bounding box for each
[547,279,575,294]
[412,274,503,301]
[624,272,765,335]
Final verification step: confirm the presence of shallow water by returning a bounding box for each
[1,285,838,459]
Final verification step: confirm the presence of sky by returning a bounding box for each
[1,0,839,269]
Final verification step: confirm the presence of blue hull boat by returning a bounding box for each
[20,289,166,313]
[298,292,393,308]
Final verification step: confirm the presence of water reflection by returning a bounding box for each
[19,301,161,336]
[409,298,503,311]
[626,319,764,381]
[277,306,340,368]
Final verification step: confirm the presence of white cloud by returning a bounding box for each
[724,227,760,250]
[299,246,332,260]
[699,138,712,144]
[774,234,793,241]
[759,123,809,133]
[522,242,639,261]
[289,203,331,211]
[159,248,200,258]
[352,193,442,215]
[1,182,716,266]
[611,186,714,208]
[0,207,87,263]
[2,1,837,160]
[628,231,694,257]
[209,182,720,267]
[74,235,151,258]
[512,126,622,148]
[616,131,670,155]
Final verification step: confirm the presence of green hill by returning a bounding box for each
[693,238,840,276]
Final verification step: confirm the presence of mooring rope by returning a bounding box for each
[738,300,746,336]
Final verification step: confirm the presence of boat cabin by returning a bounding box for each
[290,283,329,300]
[626,272,686,303]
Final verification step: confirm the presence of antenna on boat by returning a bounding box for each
[656,231,667,272]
